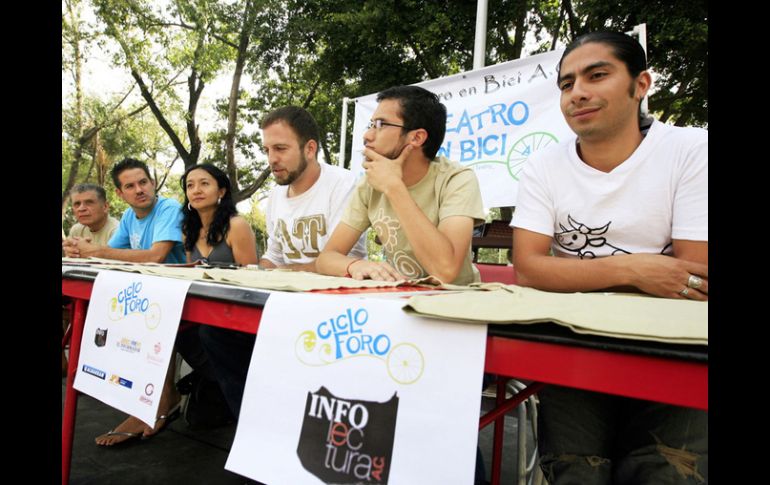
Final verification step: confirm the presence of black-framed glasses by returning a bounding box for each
[366,119,406,131]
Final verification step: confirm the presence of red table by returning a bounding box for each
[62,271,707,485]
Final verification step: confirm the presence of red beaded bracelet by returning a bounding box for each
[345,258,362,277]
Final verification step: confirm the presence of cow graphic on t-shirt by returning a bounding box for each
[555,215,630,259]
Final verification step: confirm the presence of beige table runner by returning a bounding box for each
[403,284,707,345]
[62,258,436,292]
[63,259,706,344]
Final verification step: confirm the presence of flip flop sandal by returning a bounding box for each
[95,429,144,446]
[145,402,182,438]
[96,402,182,445]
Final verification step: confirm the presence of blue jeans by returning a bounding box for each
[537,385,707,485]
[198,325,256,417]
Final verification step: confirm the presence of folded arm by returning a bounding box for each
[70,238,177,264]
[513,228,708,300]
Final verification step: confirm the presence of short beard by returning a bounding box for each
[275,152,309,186]
[382,140,410,161]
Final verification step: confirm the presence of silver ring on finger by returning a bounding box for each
[679,287,690,297]
[687,275,703,289]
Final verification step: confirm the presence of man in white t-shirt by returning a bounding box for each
[260,107,366,269]
[200,106,365,417]
[511,32,708,484]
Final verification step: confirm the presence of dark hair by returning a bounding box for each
[70,183,107,203]
[376,85,447,160]
[180,163,238,252]
[260,106,320,157]
[558,31,647,81]
[110,158,153,189]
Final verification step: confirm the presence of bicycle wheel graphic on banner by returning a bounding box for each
[386,343,424,384]
[506,132,559,180]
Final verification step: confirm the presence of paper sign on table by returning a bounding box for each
[73,271,191,426]
[227,291,488,484]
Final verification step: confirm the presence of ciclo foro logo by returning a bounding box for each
[107,281,162,329]
[145,383,154,396]
[295,307,425,384]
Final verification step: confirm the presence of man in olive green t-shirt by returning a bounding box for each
[317,85,484,285]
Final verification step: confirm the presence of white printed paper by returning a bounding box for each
[227,292,488,484]
[351,49,572,209]
[73,271,191,426]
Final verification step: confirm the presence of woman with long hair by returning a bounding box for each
[94,164,258,446]
[181,163,258,265]
[176,164,259,429]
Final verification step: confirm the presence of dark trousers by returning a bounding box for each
[537,385,708,485]
[175,324,217,381]
[198,325,257,417]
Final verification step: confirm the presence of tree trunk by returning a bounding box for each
[186,69,204,170]
[185,26,208,171]
[563,0,579,39]
[302,78,322,110]
[104,15,194,167]
[235,166,271,202]
[63,143,84,216]
[550,1,565,50]
[407,40,439,79]
[130,70,193,166]
[85,131,99,182]
[226,0,257,194]
[320,137,332,166]
[62,0,84,217]
[510,2,528,60]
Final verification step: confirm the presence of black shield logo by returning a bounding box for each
[297,386,399,484]
[94,328,107,347]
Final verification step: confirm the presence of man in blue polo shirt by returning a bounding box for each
[64,158,185,263]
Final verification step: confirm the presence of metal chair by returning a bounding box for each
[476,263,544,484]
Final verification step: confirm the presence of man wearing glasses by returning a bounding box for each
[318,85,485,285]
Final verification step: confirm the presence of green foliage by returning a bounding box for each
[61,94,180,188]
[476,248,511,265]
[106,187,129,220]
[66,0,707,218]
[242,199,268,256]
[570,0,708,126]
[158,174,185,205]
[366,228,384,262]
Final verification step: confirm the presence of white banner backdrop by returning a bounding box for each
[227,291,488,484]
[351,49,572,209]
[73,271,191,427]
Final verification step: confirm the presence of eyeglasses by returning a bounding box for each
[366,119,406,131]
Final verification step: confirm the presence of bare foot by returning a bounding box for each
[94,388,181,445]
[142,384,181,438]
[94,415,151,446]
